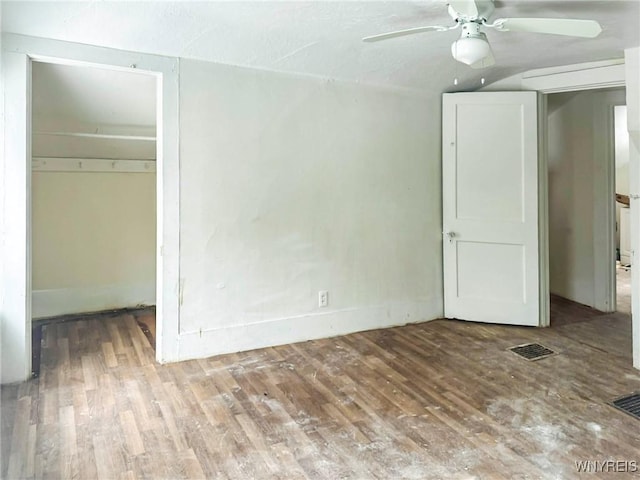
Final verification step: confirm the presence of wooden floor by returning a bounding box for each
[2,304,639,479]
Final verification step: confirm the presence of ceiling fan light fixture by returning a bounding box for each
[451,36,491,65]
[363,0,603,70]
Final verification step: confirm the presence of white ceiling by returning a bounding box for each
[3,1,639,93]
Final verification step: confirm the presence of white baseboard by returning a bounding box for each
[32,283,156,318]
[169,300,441,363]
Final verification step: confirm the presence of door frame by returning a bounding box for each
[536,78,623,317]
[542,91,622,314]
[524,62,634,351]
[1,34,181,383]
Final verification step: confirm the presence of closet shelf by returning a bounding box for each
[33,131,156,142]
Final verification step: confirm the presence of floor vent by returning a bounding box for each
[612,393,640,420]
[509,343,556,361]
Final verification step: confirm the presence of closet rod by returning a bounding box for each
[32,157,156,173]
[33,131,156,142]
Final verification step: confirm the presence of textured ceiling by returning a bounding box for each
[3,1,640,92]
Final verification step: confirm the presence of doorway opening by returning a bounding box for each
[30,60,159,374]
[546,87,632,359]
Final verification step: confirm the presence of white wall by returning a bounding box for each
[2,34,443,382]
[615,106,630,195]
[614,105,629,248]
[547,88,626,309]
[31,171,156,317]
[176,59,443,359]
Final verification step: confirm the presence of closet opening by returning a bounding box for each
[30,60,159,375]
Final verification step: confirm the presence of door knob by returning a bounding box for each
[445,231,457,243]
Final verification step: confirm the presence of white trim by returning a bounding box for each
[630,130,640,369]
[522,58,624,78]
[32,283,155,319]
[538,93,550,327]
[592,104,619,313]
[156,56,181,364]
[521,60,625,93]
[626,46,640,370]
[0,50,32,383]
[176,302,436,362]
[1,33,181,383]
[484,59,627,93]
[32,157,156,173]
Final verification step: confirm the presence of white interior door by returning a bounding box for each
[442,91,544,327]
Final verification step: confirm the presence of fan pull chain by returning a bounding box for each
[453,42,459,87]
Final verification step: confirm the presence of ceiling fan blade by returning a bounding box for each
[363,25,452,42]
[494,18,602,38]
[469,44,495,69]
[448,0,478,18]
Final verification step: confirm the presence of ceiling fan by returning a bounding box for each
[363,0,602,69]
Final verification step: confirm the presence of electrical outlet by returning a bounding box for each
[318,290,329,308]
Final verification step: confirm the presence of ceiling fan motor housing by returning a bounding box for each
[460,22,483,38]
[448,0,495,23]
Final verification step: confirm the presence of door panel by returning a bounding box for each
[457,241,524,302]
[455,104,525,222]
[443,92,541,326]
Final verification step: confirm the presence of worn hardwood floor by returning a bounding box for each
[2,303,639,479]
